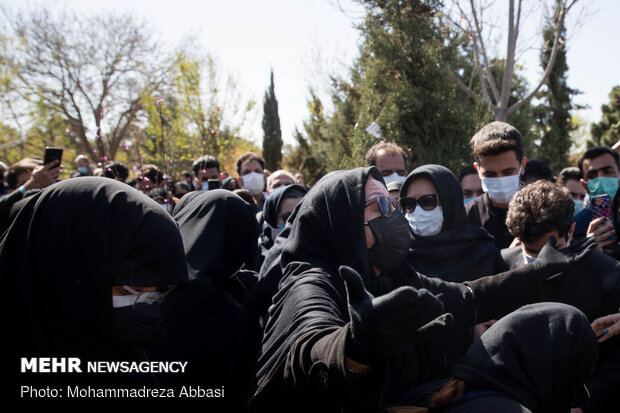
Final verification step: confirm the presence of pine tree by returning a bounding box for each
[590,86,620,148]
[535,5,578,172]
[262,70,283,171]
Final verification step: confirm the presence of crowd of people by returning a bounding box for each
[1,120,619,411]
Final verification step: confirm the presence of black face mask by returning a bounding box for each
[366,210,412,272]
[113,305,164,348]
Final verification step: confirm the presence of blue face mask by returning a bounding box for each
[77,166,89,174]
[573,199,584,215]
[464,197,476,205]
[587,176,619,200]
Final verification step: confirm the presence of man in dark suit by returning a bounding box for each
[501,180,620,413]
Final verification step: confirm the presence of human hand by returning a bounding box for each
[586,217,615,250]
[591,313,620,343]
[534,236,597,277]
[24,159,61,190]
[340,265,453,364]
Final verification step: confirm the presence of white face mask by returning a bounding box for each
[200,181,210,191]
[479,165,522,204]
[270,185,287,196]
[383,172,406,185]
[406,206,443,237]
[242,172,265,195]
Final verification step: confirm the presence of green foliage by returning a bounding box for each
[140,51,257,178]
[590,86,620,148]
[262,70,283,171]
[351,0,490,175]
[533,9,577,172]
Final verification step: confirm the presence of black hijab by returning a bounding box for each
[259,184,307,251]
[173,189,259,285]
[0,177,188,364]
[401,164,504,282]
[452,302,598,413]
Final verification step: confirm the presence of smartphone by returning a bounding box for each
[591,194,616,240]
[207,179,221,190]
[43,147,63,165]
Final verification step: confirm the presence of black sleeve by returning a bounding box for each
[581,338,620,413]
[464,264,547,322]
[0,189,23,233]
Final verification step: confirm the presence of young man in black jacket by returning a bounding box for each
[502,180,620,413]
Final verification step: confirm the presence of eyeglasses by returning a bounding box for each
[365,196,399,217]
[399,194,438,213]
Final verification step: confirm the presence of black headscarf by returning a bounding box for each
[452,302,598,413]
[173,189,259,285]
[259,184,307,251]
[401,164,504,282]
[148,189,261,410]
[251,167,476,409]
[0,178,188,370]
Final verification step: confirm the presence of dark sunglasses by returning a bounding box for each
[365,196,399,217]
[399,194,438,213]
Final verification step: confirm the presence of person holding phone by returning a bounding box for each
[572,146,620,259]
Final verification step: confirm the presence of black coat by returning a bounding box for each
[248,167,566,412]
[501,246,620,412]
[0,178,188,393]
[146,190,260,412]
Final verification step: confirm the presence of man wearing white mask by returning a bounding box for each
[365,141,408,185]
[236,151,267,211]
[465,121,527,249]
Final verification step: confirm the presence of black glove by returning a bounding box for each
[533,236,597,278]
[339,265,453,365]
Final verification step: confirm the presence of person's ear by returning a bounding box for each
[568,222,576,243]
[580,178,589,194]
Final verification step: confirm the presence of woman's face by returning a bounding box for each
[364,177,390,249]
[405,176,440,207]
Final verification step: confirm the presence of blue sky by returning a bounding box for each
[4,0,619,148]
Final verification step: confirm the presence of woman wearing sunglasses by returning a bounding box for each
[399,164,506,282]
[248,166,595,412]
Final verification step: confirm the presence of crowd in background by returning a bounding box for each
[1,120,620,412]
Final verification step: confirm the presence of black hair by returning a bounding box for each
[459,165,478,181]
[557,167,582,186]
[192,155,220,176]
[102,161,129,181]
[522,159,554,184]
[578,146,620,174]
[470,121,523,162]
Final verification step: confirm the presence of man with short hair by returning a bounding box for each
[459,165,484,204]
[192,155,221,191]
[102,161,129,183]
[365,141,407,185]
[236,152,267,210]
[501,180,620,413]
[573,146,620,259]
[137,164,165,193]
[266,169,295,194]
[465,121,527,249]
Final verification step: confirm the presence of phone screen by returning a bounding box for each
[43,147,63,165]
[207,179,221,190]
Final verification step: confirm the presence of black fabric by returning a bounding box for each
[262,184,307,229]
[401,165,506,282]
[0,187,24,235]
[248,167,478,412]
[0,177,188,394]
[146,189,261,412]
[173,189,259,285]
[465,193,514,249]
[501,246,620,413]
[451,302,598,413]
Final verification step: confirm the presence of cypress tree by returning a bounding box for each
[262,70,282,171]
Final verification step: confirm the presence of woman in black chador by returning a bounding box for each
[400,164,505,282]
[147,189,261,412]
[247,167,595,412]
[0,177,189,393]
[431,302,598,413]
